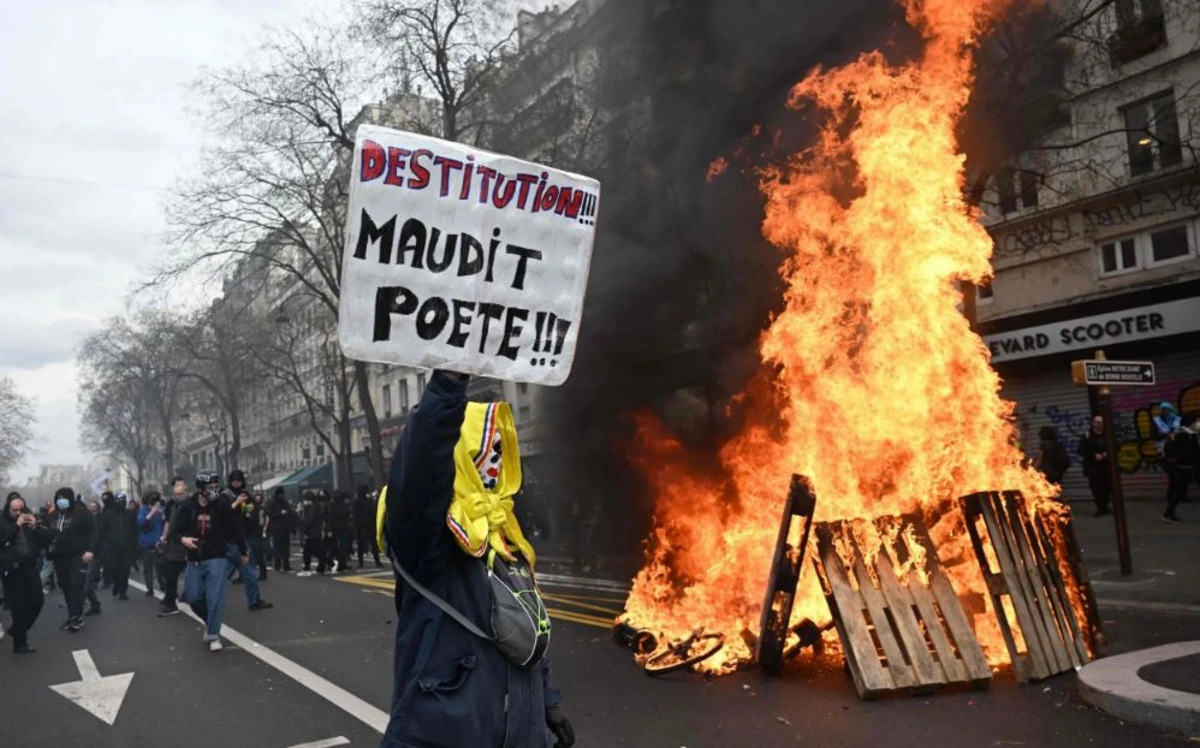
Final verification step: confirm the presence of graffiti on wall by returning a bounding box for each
[1011,379,1199,476]
[1111,380,1200,474]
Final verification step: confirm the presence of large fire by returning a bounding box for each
[621,0,1077,673]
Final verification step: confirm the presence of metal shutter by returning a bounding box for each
[1000,349,1200,503]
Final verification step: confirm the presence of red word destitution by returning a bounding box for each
[359,140,598,226]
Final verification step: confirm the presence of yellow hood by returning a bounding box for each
[447,402,535,566]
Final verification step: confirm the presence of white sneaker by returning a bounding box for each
[208,639,224,652]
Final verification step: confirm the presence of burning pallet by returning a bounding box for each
[962,490,1098,682]
[756,474,817,675]
[813,516,992,698]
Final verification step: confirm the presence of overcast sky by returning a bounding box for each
[0,0,544,485]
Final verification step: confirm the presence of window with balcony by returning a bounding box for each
[1123,92,1183,176]
[1098,236,1140,276]
[1109,0,1166,64]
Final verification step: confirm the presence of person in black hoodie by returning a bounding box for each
[353,486,382,569]
[47,488,96,632]
[97,491,138,600]
[1,493,54,652]
[170,473,249,652]
[266,488,295,572]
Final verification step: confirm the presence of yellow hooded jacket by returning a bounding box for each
[376,401,535,567]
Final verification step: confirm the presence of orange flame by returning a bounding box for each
[621,0,1075,673]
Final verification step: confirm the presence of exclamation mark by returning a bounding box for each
[544,313,557,352]
[553,318,572,355]
[532,312,547,352]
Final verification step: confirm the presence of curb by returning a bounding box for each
[1077,641,1200,736]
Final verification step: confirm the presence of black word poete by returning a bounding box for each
[373,285,572,363]
[352,210,543,291]
[359,140,599,226]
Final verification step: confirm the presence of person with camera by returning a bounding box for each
[47,488,97,632]
[170,473,250,651]
[137,492,166,596]
[1,492,54,653]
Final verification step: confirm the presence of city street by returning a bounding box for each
[4,523,1195,748]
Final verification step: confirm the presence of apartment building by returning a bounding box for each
[978,0,1200,500]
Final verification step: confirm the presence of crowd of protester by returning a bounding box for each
[0,470,383,654]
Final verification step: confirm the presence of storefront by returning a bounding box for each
[980,279,1200,502]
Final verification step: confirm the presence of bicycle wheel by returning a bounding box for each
[644,633,725,676]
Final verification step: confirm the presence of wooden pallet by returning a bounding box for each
[962,490,1093,682]
[756,474,817,675]
[813,516,992,698]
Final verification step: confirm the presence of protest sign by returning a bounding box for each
[338,125,600,386]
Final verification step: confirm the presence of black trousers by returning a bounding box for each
[247,537,268,578]
[107,549,133,595]
[1087,472,1111,512]
[161,560,186,607]
[356,530,381,567]
[1166,466,1193,518]
[2,568,45,645]
[333,533,351,571]
[303,538,327,572]
[137,546,159,593]
[54,557,86,618]
[271,531,292,571]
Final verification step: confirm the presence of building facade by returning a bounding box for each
[978,0,1200,500]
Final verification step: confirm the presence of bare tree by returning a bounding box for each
[0,377,35,487]
[362,0,514,141]
[78,340,160,496]
[247,295,359,490]
[158,21,397,487]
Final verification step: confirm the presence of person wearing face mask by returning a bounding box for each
[170,473,250,651]
[46,488,97,632]
[1,493,54,652]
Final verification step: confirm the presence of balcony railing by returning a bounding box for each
[1109,14,1167,66]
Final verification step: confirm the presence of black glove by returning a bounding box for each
[546,706,575,747]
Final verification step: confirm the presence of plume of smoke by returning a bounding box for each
[536,0,911,564]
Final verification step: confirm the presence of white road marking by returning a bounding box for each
[49,649,135,726]
[287,737,351,748]
[128,579,388,734]
[536,572,630,593]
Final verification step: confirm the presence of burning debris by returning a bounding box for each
[613,0,1104,694]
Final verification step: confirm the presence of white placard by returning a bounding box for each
[338,125,600,385]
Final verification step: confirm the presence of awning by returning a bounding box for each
[256,471,293,492]
[276,462,334,490]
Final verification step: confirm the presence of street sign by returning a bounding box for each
[1071,359,1155,386]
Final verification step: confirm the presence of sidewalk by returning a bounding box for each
[1070,497,1200,610]
[1070,498,1200,736]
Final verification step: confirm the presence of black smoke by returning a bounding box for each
[536,0,919,568]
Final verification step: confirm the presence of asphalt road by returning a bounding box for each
[0,551,1193,748]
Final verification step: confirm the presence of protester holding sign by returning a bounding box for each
[380,370,573,747]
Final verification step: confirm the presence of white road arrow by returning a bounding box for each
[49,649,134,725]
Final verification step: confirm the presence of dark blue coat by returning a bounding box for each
[382,371,561,748]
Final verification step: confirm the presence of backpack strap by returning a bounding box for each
[389,554,494,642]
